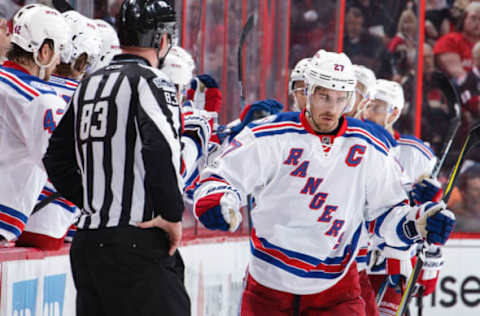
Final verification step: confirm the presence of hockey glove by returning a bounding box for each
[183,112,212,158]
[411,178,443,205]
[194,190,242,232]
[187,74,222,112]
[416,245,443,296]
[401,201,455,246]
[383,246,416,289]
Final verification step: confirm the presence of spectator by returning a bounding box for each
[458,40,480,129]
[343,6,392,79]
[389,9,417,82]
[346,0,398,39]
[434,2,480,81]
[452,163,480,231]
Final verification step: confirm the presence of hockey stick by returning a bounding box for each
[396,124,480,316]
[237,13,256,110]
[237,13,256,230]
[32,192,62,215]
[376,71,461,310]
[414,71,461,316]
[430,71,462,178]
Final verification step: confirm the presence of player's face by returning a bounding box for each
[293,80,307,110]
[364,99,389,126]
[308,86,348,133]
[345,82,366,117]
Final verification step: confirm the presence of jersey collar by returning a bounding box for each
[2,61,31,75]
[393,129,401,140]
[112,54,151,66]
[300,109,348,139]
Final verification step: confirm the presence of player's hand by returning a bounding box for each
[411,178,443,205]
[194,191,242,232]
[137,216,182,256]
[403,201,455,245]
[416,245,443,296]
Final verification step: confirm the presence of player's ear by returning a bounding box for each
[158,33,170,60]
[388,107,400,125]
[38,39,54,65]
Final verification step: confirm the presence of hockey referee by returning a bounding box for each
[43,1,190,315]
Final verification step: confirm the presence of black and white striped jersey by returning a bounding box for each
[43,54,184,229]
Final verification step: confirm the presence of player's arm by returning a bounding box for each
[365,153,455,249]
[136,77,184,222]
[192,127,266,232]
[43,102,84,208]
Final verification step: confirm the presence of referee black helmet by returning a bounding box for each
[117,0,176,48]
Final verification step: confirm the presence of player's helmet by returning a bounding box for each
[289,58,310,94]
[117,0,177,48]
[352,64,376,97]
[62,11,102,70]
[305,50,356,112]
[162,46,195,87]
[368,79,405,112]
[93,19,121,70]
[12,5,70,79]
[367,79,405,128]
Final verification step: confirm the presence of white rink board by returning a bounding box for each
[0,237,478,316]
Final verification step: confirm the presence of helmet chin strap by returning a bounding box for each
[33,50,58,81]
[305,100,324,132]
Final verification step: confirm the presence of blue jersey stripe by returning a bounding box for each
[0,203,28,223]
[0,76,33,101]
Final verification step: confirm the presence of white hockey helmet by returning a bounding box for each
[93,19,121,70]
[62,11,102,71]
[12,5,70,79]
[162,46,195,86]
[367,79,405,127]
[12,3,44,26]
[305,50,356,112]
[289,58,310,94]
[352,64,376,97]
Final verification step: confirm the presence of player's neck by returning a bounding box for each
[121,46,159,68]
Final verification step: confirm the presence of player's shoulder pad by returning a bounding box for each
[0,66,58,100]
[397,134,435,160]
[344,117,393,155]
[246,112,304,138]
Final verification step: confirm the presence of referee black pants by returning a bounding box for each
[70,226,191,316]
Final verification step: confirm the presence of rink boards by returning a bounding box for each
[0,235,478,316]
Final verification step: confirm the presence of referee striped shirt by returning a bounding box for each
[43,54,185,229]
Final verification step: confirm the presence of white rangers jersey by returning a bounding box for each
[194,111,413,294]
[21,74,81,239]
[0,62,66,241]
[393,131,436,183]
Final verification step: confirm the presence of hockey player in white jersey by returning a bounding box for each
[0,5,69,244]
[289,57,310,111]
[16,10,102,250]
[363,79,444,315]
[191,50,455,315]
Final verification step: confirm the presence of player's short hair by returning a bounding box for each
[6,40,54,65]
